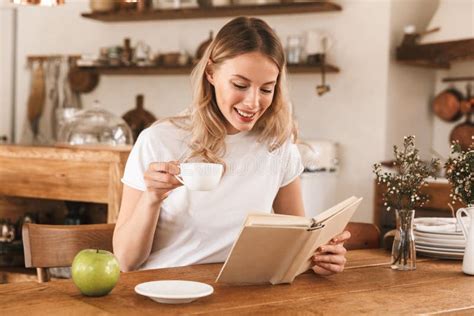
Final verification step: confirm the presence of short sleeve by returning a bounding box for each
[121,129,155,191]
[280,141,304,187]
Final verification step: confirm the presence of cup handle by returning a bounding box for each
[174,174,185,185]
[456,208,469,240]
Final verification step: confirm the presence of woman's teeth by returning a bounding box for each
[235,108,256,118]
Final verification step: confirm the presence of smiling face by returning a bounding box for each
[206,52,280,135]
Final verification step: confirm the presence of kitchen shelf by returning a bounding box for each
[78,63,340,75]
[396,38,474,69]
[81,2,342,22]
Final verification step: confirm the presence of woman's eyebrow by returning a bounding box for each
[231,74,276,85]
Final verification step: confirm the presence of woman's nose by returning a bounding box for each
[243,89,259,109]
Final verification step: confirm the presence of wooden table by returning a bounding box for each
[1,249,473,315]
[0,145,130,223]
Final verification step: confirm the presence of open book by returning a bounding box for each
[216,196,363,285]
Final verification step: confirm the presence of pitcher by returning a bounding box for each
[456,206,474,275]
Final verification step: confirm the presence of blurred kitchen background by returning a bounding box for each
[0,0,472,249]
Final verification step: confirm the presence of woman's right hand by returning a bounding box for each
[143,161,182,204]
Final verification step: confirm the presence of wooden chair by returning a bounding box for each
[22,223,115,283]
[344,222,381,250]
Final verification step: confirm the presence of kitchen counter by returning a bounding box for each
[0,145,131,223]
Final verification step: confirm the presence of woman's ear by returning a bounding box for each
[205,61,215,86]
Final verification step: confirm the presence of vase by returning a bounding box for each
[391,209,416,271]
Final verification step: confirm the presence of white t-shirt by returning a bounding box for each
[121,120,303,270]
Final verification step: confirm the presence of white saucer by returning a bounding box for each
[135,280,214,304]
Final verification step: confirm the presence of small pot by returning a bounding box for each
[0,220,15,243]
[432,88,464,122]
[89,0,117,12]
[450,114,473,151]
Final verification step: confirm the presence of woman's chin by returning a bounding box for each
[229,122,255,133]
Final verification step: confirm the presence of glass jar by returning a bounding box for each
[58,101,133,146]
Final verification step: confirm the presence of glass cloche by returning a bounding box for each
[58,101,133,146]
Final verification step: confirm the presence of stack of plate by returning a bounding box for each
[414,217,468,260]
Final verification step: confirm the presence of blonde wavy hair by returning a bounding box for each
[168,16,297,165]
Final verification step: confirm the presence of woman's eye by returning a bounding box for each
[233,83,247,90]
[260,88,273,94]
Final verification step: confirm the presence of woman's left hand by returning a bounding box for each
[312,230,351,276]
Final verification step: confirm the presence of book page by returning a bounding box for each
[312,196,359,224]
[245,212,311,228]
[295,197,363,276]
[216,226,309,284]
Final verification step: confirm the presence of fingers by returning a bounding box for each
[146,161,182,186]
[312,243,348,276]
[149,161,181,175]
[313,254,347,266]
[143,161,183,201]
[330,230,351,244]
[144,170,181,186]
[312,264,333,276]
[313,262,345,274]
[316,244,347,256]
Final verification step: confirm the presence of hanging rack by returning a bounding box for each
[441,76,474,83]
[26,54,81,66]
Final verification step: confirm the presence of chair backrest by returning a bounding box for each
[344,222,381,250]
[22,223,115,282]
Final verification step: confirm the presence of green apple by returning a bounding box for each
[71,249,120,297]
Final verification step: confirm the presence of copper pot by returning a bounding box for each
[450,111,473,151]
[432,88,464,122]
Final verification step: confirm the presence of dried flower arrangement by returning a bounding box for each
[373,135,440,212]
[445,142,474,207]
[373,135,440,270]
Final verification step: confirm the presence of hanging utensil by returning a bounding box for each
[68,61,99,94]
[27,61,46,139]
[450,83,474,151]
[432,88,464,122]
[316,53,330,96]
[316,37,330,96]
[122,94,157,142]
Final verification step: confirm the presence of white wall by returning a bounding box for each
[0,6,14,141]
[385,0,439,159]
[9,0,446,223]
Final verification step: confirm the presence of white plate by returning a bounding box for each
[415,236,466,247]
[135,280,214,304]
[416,244,464,254]
[414,230,465,240]
[416,248,464,260]
[414,217,469,235]
[415,240,466,251]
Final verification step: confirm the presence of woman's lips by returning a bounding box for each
[234,107,257,122]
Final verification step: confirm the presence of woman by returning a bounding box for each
[113,17,350,276]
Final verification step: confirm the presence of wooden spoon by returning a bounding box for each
[27,61,46,137]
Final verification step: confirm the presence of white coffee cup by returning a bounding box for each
[174,162,223,191]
